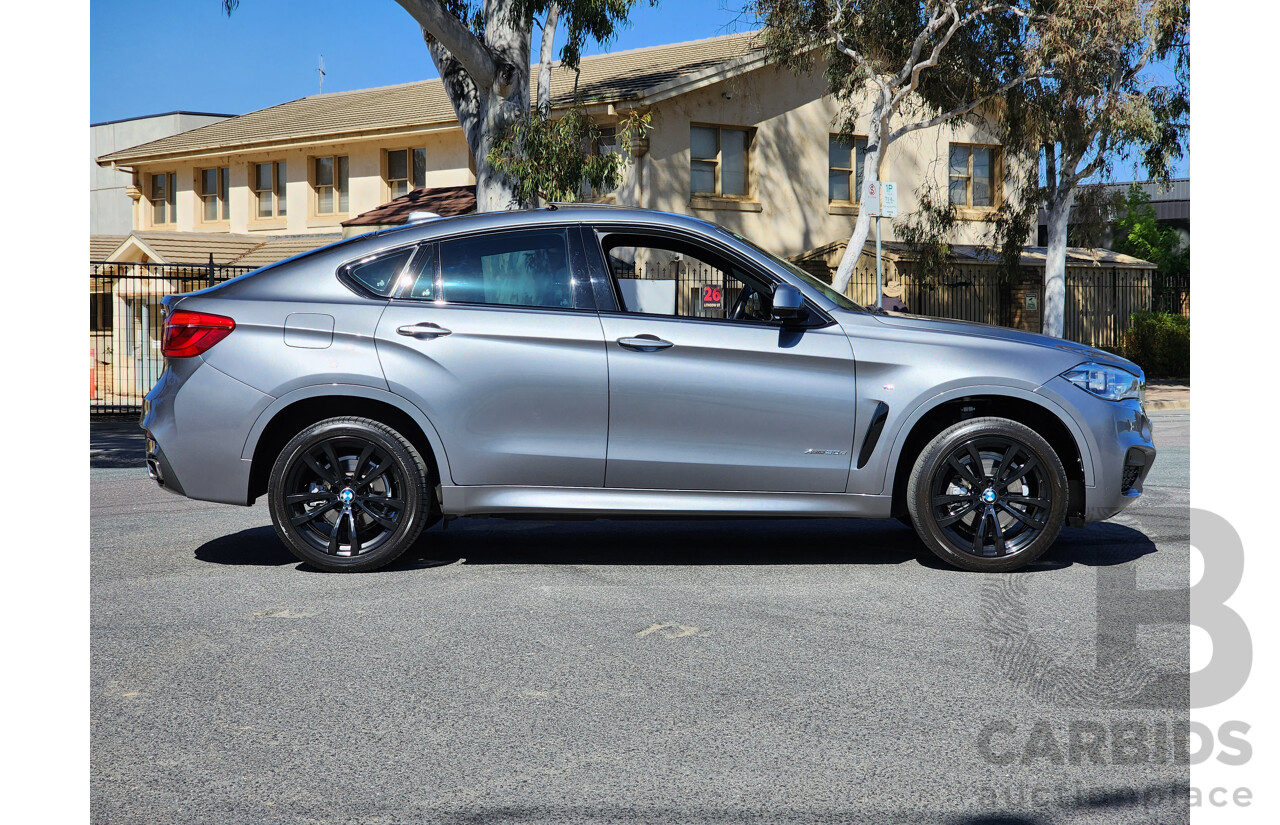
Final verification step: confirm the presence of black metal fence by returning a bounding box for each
[1151,272,1191,317]
[91,259,254,415]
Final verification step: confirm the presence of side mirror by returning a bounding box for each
[772,283,805,322]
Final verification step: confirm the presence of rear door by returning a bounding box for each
[587,226,857,493]
[374,226,609,487]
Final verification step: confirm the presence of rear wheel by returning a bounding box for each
[267,417,435,572]
[906,416,1067,572]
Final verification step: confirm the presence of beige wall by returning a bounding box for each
[131,129,476,236]
[621,65,1017,259]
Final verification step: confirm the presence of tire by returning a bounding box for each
[267,417,437,572]
[906,416,1068,572]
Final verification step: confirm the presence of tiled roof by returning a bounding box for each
[343,184,477,226]
[98,31,764,165]
[90,235,127,261]
[108,231,341,266]
[796,240,1157,269]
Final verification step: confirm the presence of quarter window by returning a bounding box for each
[387,148,427,198]
[254,162,287,218]
[314,155,349,214]
[151,172,176,225]
[690,125,750,197]
[438,229,576,309]
[199,167,230,222]
[949,144,1000,208]
[342,247,418,297]
[829,135,868,202]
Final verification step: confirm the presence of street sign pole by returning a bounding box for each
[874,216,882,311]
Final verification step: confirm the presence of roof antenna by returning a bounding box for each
[317,54,326,94]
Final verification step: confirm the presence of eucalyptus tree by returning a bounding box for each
[752,0,1044,294]
[223,0,650,211]
[1005,0,1188,338]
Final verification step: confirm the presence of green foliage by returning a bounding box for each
[487,106,650,204]
[1111,183,1188,276]
[1119,311,1189,378]
[897,186,958,284]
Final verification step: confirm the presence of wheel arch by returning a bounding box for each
[884,387,1094,521]
[242,385,452,503]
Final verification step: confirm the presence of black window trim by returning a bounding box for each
[335,242,425,300]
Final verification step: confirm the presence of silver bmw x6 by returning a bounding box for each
[143,206,1154,573]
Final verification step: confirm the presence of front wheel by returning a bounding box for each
[267,417,436,572]
[906,417,1068,572]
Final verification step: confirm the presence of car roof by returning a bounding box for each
[361,205,723,246]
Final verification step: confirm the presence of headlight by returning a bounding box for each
[1061,362,1143,402]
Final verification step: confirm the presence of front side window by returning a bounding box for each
[690,125,750,197]
[254,161,287,218]
[438,229,576,310]
[199,166,229,222]
[829,135,868,202]
[314,155,349,214]
[387,148,427,198]
[601,233,775,323]
[151,172,176,225]
[949,144,1000,208]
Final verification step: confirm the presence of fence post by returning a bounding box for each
[207,252,215,290]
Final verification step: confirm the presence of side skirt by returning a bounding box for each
[440,485,894,519]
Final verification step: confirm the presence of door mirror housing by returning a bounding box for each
[772,283,805,322]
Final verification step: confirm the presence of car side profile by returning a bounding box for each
[142,206,1155,573]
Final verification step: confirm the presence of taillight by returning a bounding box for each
[162,310,236,358]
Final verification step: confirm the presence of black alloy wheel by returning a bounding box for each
[907,417,1068,572]
[268,417,435,572]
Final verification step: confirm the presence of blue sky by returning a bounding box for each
[90,0,751,123]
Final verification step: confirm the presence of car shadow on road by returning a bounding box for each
[192,517,1159,573]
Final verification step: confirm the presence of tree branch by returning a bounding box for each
[537,3,561,113]
[395,0,497,89]
[890,67,1046,141]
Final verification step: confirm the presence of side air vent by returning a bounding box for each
[857,402,890,469]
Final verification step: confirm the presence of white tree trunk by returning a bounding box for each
[1041,186,1074,338]
[830,115,884,298]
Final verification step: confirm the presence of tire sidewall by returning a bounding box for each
[908,417,1068,572]
[268,419,427,572]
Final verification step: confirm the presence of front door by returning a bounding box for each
[592,230,857,493]
[375,227,609,488]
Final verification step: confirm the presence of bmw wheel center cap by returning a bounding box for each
[981,488,997,504]
[340,488,355,504]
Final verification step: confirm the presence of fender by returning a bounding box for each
[877,382,1097,494]
[240,383,455,484]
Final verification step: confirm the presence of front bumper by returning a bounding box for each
[1042,376,1157,523]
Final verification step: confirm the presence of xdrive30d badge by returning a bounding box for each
[143,206,1155,573]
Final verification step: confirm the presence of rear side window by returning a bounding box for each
[438,229,577,309]
[341,247,416,296]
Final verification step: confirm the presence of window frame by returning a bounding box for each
[389,225,595,313]
[336,242,429,299]
[828,134,868,204]
[150,171,177,226]
[948,142,1003,210]
[689,123,753,199]
[312,154,350,216]
[587,226,829,330]
[385,147,427,200]
[198,166,230,223]
[252,161,287,220]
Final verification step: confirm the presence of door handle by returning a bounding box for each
[397,322,452,339]
[617,334,673,351]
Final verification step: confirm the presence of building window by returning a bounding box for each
[581,127,619,199]
[690,125,750,197]
[199,167,230,222]
[949,144,1000,208]
[314,155,349,214]
[829,135,868,202]
[387,148,426,198]
[254,162,287,219]
[151,172,176,225]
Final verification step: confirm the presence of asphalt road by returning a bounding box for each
[91,411,1190,825]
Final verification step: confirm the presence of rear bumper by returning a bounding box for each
[144,432,187,497]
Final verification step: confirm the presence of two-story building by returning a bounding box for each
[95,31,1012,263]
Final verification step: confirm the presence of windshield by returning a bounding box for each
[724,230,864,312]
